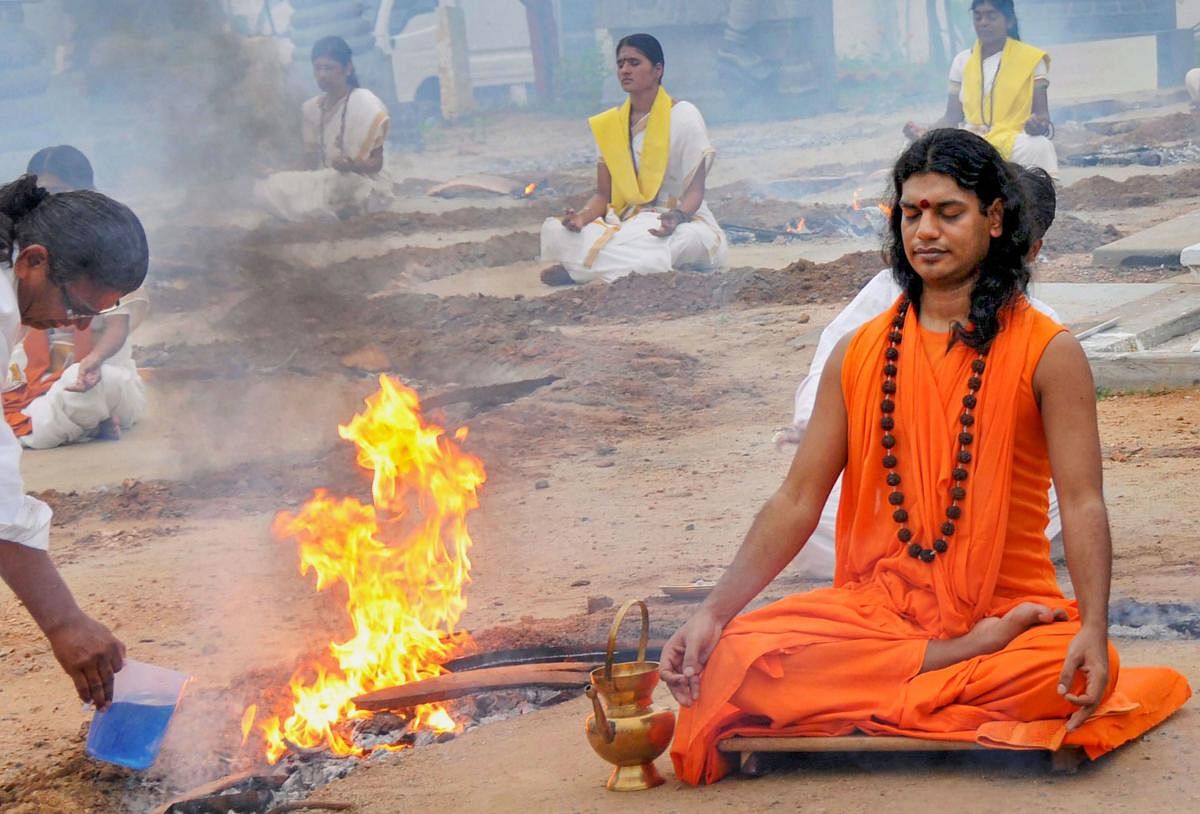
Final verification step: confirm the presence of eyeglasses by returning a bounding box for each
[58,283,121,321]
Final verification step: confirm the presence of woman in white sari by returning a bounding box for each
[255,36,392,221]
[540,33,727,285]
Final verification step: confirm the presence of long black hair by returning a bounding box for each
[27,145,95,190]
[312,35,359,88]
[0,175,147,293]
[884,129,1032,352]
[971,0,1021,41]
[616,33,665,80]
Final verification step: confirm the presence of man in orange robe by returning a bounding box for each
[662,129,1191,785]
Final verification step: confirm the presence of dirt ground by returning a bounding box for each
[2,98,1199,813]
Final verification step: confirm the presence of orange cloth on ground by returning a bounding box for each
[670,297,1192,785]
[3,327,93,436]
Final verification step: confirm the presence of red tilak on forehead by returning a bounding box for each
[919,199,931,210]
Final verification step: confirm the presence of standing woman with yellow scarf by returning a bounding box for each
[903,0,1058,175]
[540,34,727,285]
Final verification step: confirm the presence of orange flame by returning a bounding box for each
[523,182,537,197]
[247,376,486,764]
[240,704,258,746]
[785,218,807,234]
[879,202,894,218]
[852,187,864,211]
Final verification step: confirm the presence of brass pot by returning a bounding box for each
[584,599,676,791]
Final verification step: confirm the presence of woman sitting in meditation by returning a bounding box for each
[540,33,727,285]
[256,35,392,221]
[904,0,1058,175]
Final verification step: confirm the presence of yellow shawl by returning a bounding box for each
[962,38,1048,159]
[588,86,672,216]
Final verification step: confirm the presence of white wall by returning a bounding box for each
[1179,0,1200,29]
[834,0,934,64]
[837,1,1200,66]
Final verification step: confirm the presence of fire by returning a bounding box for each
[785,218,806,234]
[523,182,538,197]
[879,202,894,218]
[852,187,863,211]
[240,704,258,746]
[245,376,486,764]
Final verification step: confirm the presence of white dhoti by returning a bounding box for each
[540,206,726,284]
[1010,132,1059,175]
[20,363,145,449]
[255,167,392,222]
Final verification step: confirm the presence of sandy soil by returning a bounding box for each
[2,98,1199,812]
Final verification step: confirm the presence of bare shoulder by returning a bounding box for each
[823,332,855,382]
[1033,330,1093,398]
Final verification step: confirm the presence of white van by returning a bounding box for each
[373,0,535,111]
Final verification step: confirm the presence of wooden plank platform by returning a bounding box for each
[718,736,1086,775]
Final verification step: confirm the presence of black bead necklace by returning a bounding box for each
[881,297,988,563]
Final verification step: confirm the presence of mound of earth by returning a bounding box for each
[1060,168,1200,210]
[1102,112,1200,146]
[1044,214,1123,254]
[522,250,884,323]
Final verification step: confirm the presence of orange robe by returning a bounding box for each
[671,297,1191,785]
[3,327,93,436]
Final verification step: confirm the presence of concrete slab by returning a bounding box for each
[1093,208,1200,268]
[1027,281,1172,325]
[1090,353,1200,391]
[1072,280,1200,352]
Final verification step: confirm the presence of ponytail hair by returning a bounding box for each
[0,175,148,293]
[0,175,49,264]
[971,0,1021,41]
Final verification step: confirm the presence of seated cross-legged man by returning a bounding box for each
[661,129,1190,786]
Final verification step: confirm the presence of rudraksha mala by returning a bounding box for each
[881,297,988,563]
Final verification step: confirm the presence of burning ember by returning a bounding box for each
[244,376,486,764]
[785,218,807,234]
[523,182,538,197]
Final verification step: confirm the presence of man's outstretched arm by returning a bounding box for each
[0,541,125,707]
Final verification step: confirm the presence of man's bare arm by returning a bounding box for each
[0,542,125,707]
[1036,331,1112,729]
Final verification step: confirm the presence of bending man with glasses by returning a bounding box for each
[0,173,148,709]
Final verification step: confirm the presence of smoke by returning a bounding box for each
[30,1,301,201]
